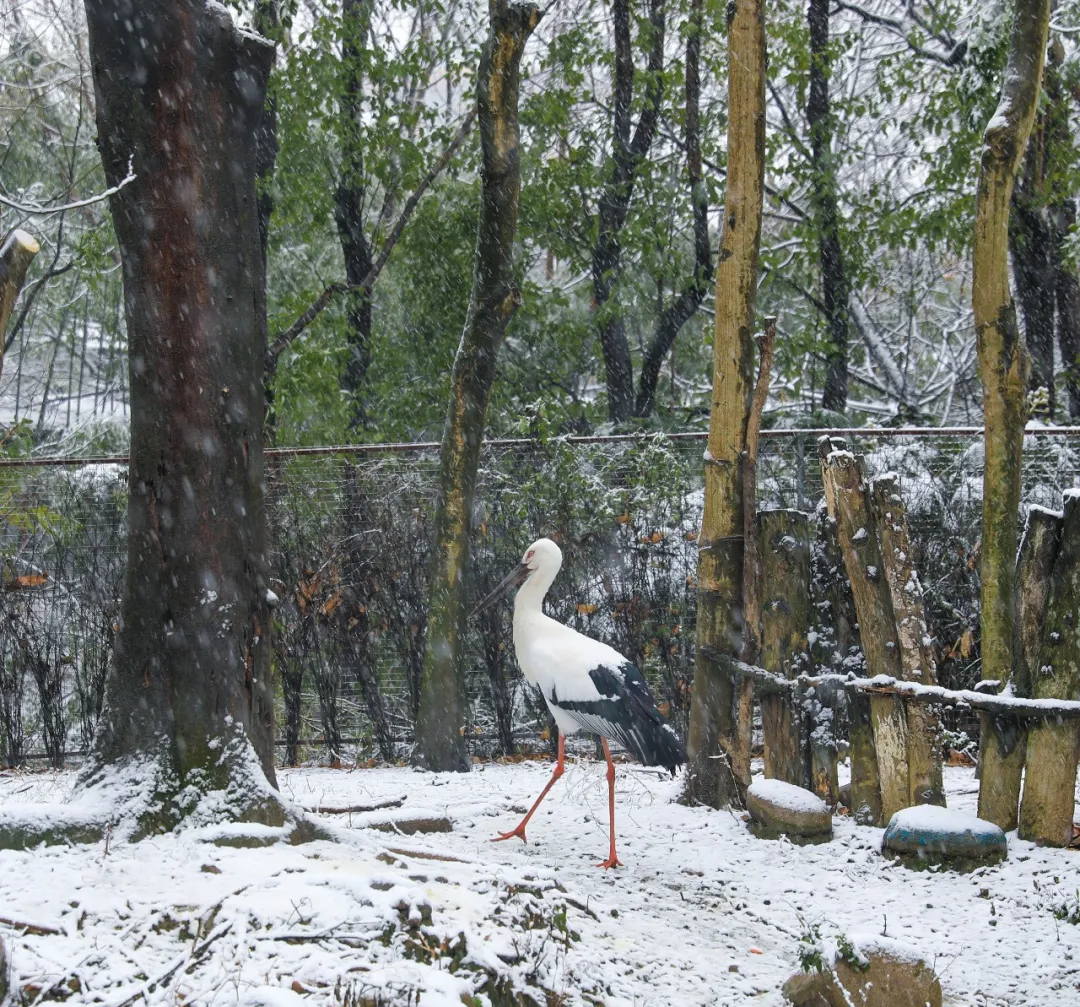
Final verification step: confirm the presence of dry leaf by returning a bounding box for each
[5,573,47,591]
[577,603,597,615]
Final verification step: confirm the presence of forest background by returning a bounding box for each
[4,0,1076,451]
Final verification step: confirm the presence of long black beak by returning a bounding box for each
[472,562,530,617]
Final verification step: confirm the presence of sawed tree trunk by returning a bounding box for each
[684,0,765,809]
[415,0,540,772]
[979,505,1060,828]
[821,450,908,823]
[1019,492,1080,846]
[0,230,40,382]
[869,474,945,807]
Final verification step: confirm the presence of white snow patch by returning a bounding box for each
[748,779,828,815]
[887,804,1002,838]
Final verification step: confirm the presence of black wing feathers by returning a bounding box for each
[553,662,686,774]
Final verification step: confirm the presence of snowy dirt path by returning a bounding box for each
[2,762,1079,1006]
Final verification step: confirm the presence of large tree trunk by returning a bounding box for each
[634,0,710,418]
[592,0,665,423]
[335,0,376,430]
[973,0,1050,734]
[806,0,849,414]
[19,0,310,841]
[684,0,764,809]
[979,505,1060,828]
[1019,492,1080,846]
[414,0,540,772]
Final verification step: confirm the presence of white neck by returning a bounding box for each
[513,564,558,623]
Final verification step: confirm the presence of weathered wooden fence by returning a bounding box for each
[744,435,1080,848]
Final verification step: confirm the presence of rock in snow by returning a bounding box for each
[882,804,1007,869]
[784,933,942,1007]
[746,779,832,843]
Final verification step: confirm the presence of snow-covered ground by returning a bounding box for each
[1,761,1078,1006]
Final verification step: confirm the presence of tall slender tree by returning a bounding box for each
[685,0,766,808]
[633,0,711,418]
[807,0,850,414]
[592,0,665,423]
[415,0,541,771]
[974,0,1051,826]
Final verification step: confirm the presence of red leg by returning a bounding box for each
[596,738,622,868]
[493,734,565,843]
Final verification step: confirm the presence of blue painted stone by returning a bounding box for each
[882,806,1007,869]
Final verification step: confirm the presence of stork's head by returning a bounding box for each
[472,537,562,615]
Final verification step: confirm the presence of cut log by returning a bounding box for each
[1019,492,1080,846]
[0,229,39,381]
[821,449,908,822]
[979,505,1061,829]
[869,475,945,807]
[759,509,812,787]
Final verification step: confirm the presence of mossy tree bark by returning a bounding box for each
[973,0,1050,741]
[869,475,945,807]
[979,506,1060,828]
[759,509,811,786]
[0,230,39,382]
[684,0,764,809]
[1019,493,1080,846]
[415,0,540,772]
[18,0,319,843]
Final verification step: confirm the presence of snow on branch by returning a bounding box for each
[0,161,136,216]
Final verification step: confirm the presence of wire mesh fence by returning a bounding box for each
[1,426,1078,767]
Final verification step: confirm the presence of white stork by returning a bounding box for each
[475,537,686,868]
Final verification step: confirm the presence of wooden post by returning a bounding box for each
[869,474,945,807]
[759,509,812,786]
[980,506,1061,828]
[821,449,909,822]
[1019,493,1080,846]
[0,230,40,382]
